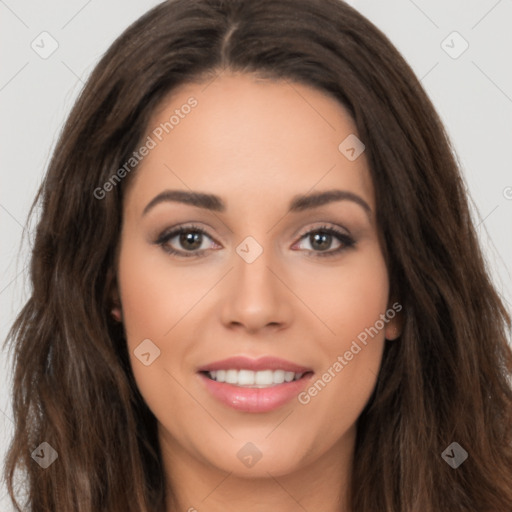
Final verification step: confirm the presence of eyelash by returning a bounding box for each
[154,223,356,259]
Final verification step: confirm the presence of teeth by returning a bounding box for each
[225,369,238,384]
[284,371,295,383]
[206,369,305,387]
[273,369,285,384]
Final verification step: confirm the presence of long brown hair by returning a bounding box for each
[4,0,512,510]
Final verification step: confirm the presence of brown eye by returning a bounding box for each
[155,224,217,258]
[294,226,355,257]
[177,231,203,251]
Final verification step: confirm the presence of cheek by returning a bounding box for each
[116,235,222,421]
[297,248,389,416]
[304,247,390,343]
[116,238,184,403]
[117,236,203,344]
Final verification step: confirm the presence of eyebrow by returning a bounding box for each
[142,188,372,217]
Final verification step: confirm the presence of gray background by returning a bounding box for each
[1,0,511,509]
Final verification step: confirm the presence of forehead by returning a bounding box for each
[124,72,374,217]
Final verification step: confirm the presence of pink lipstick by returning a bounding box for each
[197,356,314,413]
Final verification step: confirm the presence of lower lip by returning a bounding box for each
[198,372,313,413]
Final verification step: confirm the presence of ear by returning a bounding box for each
[106,268,122,322]
[384,300,403,341]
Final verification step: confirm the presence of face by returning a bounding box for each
[114,72,401,481]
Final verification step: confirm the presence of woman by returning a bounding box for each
[3,0,512,510]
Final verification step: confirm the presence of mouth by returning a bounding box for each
[197,356,314,413]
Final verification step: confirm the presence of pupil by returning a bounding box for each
[180,232,202,250]
[311,232,330,250]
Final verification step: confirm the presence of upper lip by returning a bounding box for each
[197,356,313,373]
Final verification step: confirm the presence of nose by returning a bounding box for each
[219,244,293,334]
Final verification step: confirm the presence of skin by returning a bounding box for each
[112,72,401,512]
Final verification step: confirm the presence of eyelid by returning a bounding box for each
[294,221,351,240]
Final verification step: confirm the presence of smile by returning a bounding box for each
[197,356,314,412]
